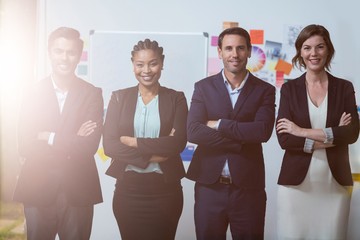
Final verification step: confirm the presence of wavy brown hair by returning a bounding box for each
[292,24,335,71]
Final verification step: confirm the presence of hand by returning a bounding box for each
[37,131,51,141]
[120,136,137,147]
[206,120,218,129]
[276,118,303,136]
[169,128,175,136]
[77,120,97,137]
[339,112,351,126]
[149,155,168,163]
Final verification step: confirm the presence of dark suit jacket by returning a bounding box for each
[103,85,187,183]
[13,76,103,206]
[186,71,276,188]
[276,72,359,186]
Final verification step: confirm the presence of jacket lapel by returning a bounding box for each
[232,74,255,116]
[326,73,337,127]
[297,74,312,128]
[214,72,234,110]
[57,77,84,129]
[36,77,62,129]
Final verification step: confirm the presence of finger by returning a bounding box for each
[83,123,97,132]
[82,120,92,126]
[85,129,95,136]
[84,122,97,129]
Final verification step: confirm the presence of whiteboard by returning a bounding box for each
[89,30,209,106]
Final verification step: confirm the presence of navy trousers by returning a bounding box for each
[194,182,266,240]
[24,191,94,240]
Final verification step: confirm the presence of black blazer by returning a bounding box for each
[14,76,104,206]
[276,72,359,186]
[103,85,187,183]
[186,72,276,188]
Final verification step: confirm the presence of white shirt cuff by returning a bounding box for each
[48,132,55,145]
[323,128,334,144]
[303,138,315,153]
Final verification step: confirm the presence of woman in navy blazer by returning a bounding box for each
[103,39,188,240]
[276,24,359,239]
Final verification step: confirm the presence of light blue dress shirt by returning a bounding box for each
[220,70,248,177]
[125,93,163,173]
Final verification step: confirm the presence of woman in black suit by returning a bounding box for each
[103,39,188,240]
[276,24,359,239]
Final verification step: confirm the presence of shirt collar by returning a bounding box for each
[51,75,68,94]
[221,69,249,91]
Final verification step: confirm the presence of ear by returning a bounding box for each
[76,51,82,63]
[248,46,252,58]
[217,46,222,59]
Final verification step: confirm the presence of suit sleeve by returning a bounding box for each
[332,82,359,144]
[103,91,149,168]
[276,83,308,151]
[187,82,244,152]
[218,84,276,143]
[137,92,188,156]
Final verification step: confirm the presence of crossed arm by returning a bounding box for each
[276,112,351,150]
[37,120,98,142]
[120,128,176,163]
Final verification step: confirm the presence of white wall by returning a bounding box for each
[35,0,360,239]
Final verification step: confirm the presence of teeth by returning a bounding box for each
[58,64,69,70]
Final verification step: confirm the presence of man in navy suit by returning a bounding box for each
[13,27,103,240]
[187,27,276,239]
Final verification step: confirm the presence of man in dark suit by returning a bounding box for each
[187,27,276,239]
[13,27,103,240]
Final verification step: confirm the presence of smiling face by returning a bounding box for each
[132,49,163,89]
[300,35,328,73]
[217,34,251,76]
[48,37,82,78]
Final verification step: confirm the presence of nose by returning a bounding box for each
[143,64,151,73]
[310,48,317,56]
[60,52,68,60]
[232,49,239,57]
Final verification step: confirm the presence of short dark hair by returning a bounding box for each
[48,27,84,52]
[131,38,164,62]
[217,27,252,50]
[292,24,335,71]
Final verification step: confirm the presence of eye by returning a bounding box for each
[67,50,78,57]
[53,48,63,54]
[150,62,158,67]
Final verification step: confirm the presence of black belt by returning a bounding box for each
[218,176,232,184]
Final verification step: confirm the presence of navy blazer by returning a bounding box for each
[103,85,187,183]
[186,71,276,188]
[14,76,104,206]
[276,72,359,186]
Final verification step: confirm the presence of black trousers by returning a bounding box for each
[113,171,183,240]
[24,191,94,240]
